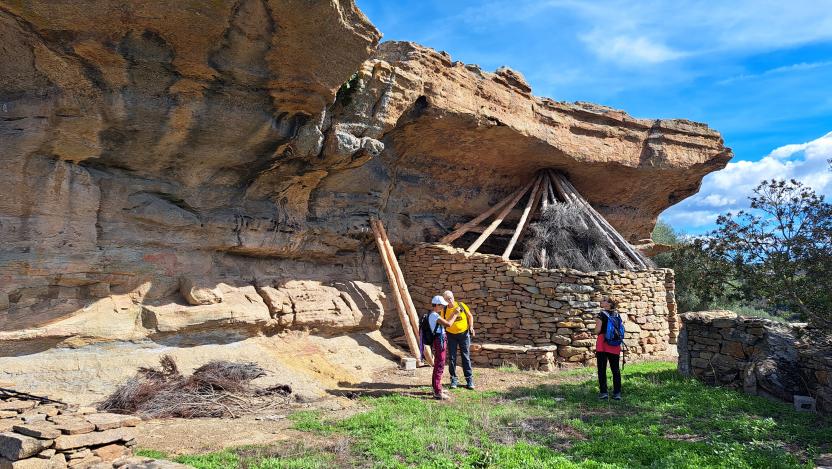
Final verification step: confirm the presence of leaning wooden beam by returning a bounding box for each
[558,175,649,269]
[373,219,434,365]
[468,176,538,254]
[502,175,545,260]
[452,225,516,236]
[541,173,554,208]
[440,178,537,245]
[370,219,421,361]
[549,172,635,269]
[540,175,554,269]
[545,172,557,205]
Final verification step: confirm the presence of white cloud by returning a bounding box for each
[581,34,684,66]
[463,0,832,65]
[661,131,832,231]
[700,194,736,207]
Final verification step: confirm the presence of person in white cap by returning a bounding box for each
[442,290,475,389]
[422,295,458,400]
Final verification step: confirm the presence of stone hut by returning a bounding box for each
[402,243,678,370]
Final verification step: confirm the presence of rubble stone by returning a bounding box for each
[0,433,52,461]
[54,428,134,451]
[83,415,140,432]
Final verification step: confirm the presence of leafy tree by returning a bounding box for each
[708,179,832,326]
[652,221,732,313]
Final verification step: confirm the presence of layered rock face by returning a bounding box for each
[0,0,730,395]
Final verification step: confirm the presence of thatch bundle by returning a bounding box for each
[98,355,291,419]
[522,203,619,271]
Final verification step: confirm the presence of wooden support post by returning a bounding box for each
[539,175,554,269]
[549,171,635,270]
[467,178,536,254]
[373,219,434,365]
[440,178,537,245]
[557,175,648,269]
[370,219,422,361]
[502,175,544,260]
[541,174,553,208]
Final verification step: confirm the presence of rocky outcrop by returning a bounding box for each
[1,0,729,394]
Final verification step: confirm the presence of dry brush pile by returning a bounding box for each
[98,355,292,418]
[522,204,619,271]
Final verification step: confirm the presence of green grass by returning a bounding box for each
[140,362,830,468]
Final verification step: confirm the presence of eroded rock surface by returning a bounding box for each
[1,1,730,393]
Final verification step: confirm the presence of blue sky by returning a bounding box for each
[356,0,832,235]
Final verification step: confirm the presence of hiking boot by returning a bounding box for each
[434,392,451,400]
[599,393,609,400]
[613,393,622,400]
[465,382,475,390]
[449,379,459,389]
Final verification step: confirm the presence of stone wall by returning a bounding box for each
[401,243,676,367]
[678,311,832,414]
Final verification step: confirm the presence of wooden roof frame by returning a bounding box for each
[440,169,649,269]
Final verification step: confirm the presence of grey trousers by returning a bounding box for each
[447,331,473,384]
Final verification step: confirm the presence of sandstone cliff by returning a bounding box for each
[0,0,730,399]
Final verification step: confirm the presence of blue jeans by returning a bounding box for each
[447,331,473,385]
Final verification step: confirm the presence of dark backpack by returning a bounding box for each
[603,311,625,346]
[419,312,442,359]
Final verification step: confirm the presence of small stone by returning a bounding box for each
[12,424,61,440]
[0,457,49,469]
[46,417,93,436]
[19,416,45,425]
[83,414,140,431]
[36,450,55,459]
[0,432,53,460]
[92,444,125,462]
[0,403,35,413]
[66,455,100,468]
[64,449,90,461]
[54,428,134,451]
[47,453,66,469]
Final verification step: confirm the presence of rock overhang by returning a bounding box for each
[349,41,733,242]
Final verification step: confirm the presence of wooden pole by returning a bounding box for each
[557,174,648,269]
[373,219,434,365]
[440,179,537,245]
[467,177,536,254]
[540,175,554,269]
[370,220,422,361]
[502,175,544,260]
[549,171,635,269]
[544,172,557,205]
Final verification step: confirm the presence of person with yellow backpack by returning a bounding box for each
[442,290,475,389]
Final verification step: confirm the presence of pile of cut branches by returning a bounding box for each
[522,203,619,271]
[98,355,292,419]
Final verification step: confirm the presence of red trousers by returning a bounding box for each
[432,336,447,395]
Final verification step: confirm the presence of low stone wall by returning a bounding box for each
[0,396,138,468]
[471,344,558,371]
[401,243,676,367]
[678,311,832,414]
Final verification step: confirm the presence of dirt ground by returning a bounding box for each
[132,363,595,455]
[131,330,677,456]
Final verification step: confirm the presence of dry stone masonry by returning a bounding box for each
[678,311,832,414]
[0,395,139,469]
[402,244,676,369]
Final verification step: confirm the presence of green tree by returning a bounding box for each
[652,221,732,313]
[708,179,832,326]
